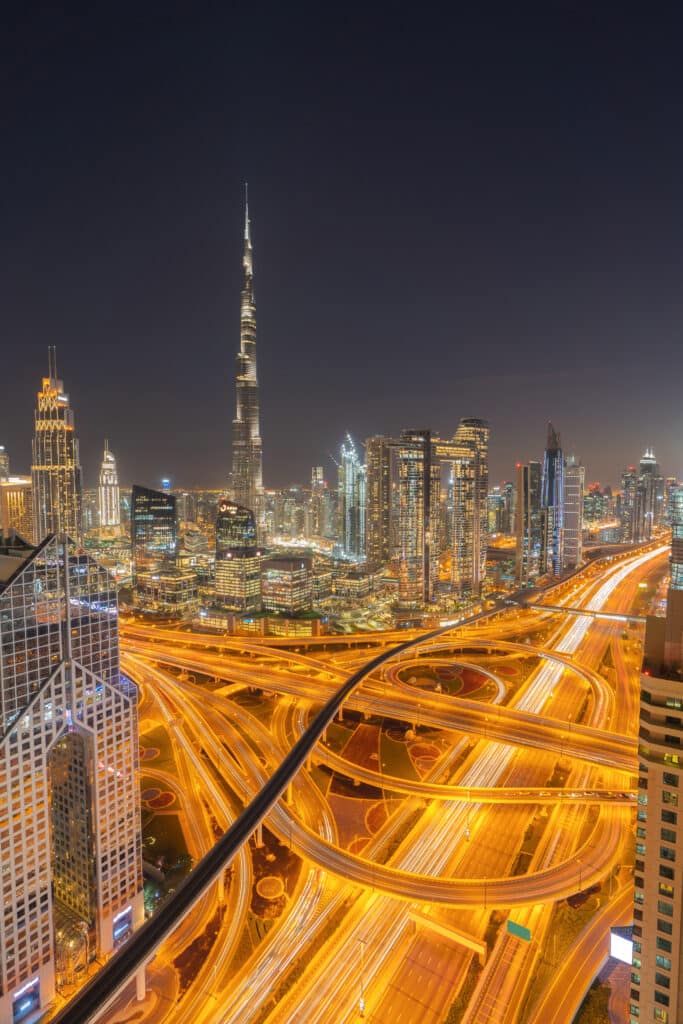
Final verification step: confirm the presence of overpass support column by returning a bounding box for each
[337,703,344,723]
[217,870,225,902]
[286,782,293,804]
[136,965,146,1002]
[255,822,263,847]
[305,753,312,771]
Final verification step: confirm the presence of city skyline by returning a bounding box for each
[4,8,683,487]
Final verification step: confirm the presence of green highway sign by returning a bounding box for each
[506,919,531,942]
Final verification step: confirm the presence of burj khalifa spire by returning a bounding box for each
[230,185,264,533]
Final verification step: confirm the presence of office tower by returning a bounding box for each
[215,498,261,610]
[338,434,366,561]
[584,483,611,525]
[31,347,83,544]
[0,446,9,478]
[261,556,312,614]
[447,418,490,596]
[620,466,638,541]
[541,421,564,576]
[563,455,584,570]
[639,448,664,534]
[310,467,326,538]
[0,477,34,539]
[633,485,683,1022]
[397,429,440,606]
[176,491,197,524]
[0,532,143,1021]
[515,461,543,584]
[98,441,121,530]
[130,484,177,576]
[230,187,264,535]
[365,436,396,567]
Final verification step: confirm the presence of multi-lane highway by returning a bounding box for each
[53,542,665,1024]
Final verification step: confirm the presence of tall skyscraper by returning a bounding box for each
[0,532,143,1021]
[515,461,543,584]
[98,440,121,530]
[541,421,564,576]
[338,434,366,561]
[365,436,397,567]
[230,187,264,535]
[310,466,326,538]
[0,445,9,479]
[31,348,83,544]
[215,498,262,610]
[448,418,490,596]
[397,429,440,606]
[633,485,683,1021]
[563,455,584,570]
[130,484,177,577]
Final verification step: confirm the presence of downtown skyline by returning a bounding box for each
[4,7,683,488]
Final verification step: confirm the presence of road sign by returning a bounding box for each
[507,919,531,942]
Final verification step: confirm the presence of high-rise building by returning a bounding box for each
[0,446,9,479]
[515,461,543,584]
[397,429,440,606]
[447,418,490,596]
[310,467,326,538]
[31,347,83,544]
[98,440,121,530]
[261,556,312,614]
[541,421,564,576]
[215,498,261,610]
[365,436,397,567]
[230,187,264,535]
[639,448,664,535]
[563,455,584,570]
[130,484,177,577]
[0,532,143,1021]
[338,434,366,561]
[0,477,34,540]
[633,485,683,1022]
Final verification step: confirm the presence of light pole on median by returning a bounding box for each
[358,937,366,1017]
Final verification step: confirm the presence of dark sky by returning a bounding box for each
[3,4,683,490]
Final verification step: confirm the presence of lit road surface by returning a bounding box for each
[57,543,663,1024]
[249,546,663,1023]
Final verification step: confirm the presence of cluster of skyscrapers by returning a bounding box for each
[515,422,585,585]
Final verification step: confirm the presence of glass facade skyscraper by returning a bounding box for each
[230,188,265,535]
[338,434,366,561]
[541,421,564,576]
[130,484,177,576]
[397,429,440,606]
[215,498,261,610]
[0,532,143,1021]
[31,348,83,545]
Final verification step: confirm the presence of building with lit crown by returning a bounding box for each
[31,348,83,545]
[230,188,265,536]
[0,532,143,1023]
[98,440,121,530]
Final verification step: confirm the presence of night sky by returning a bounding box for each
[3,4,683,490]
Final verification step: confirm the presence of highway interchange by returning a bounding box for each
[55,542,666,1024]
